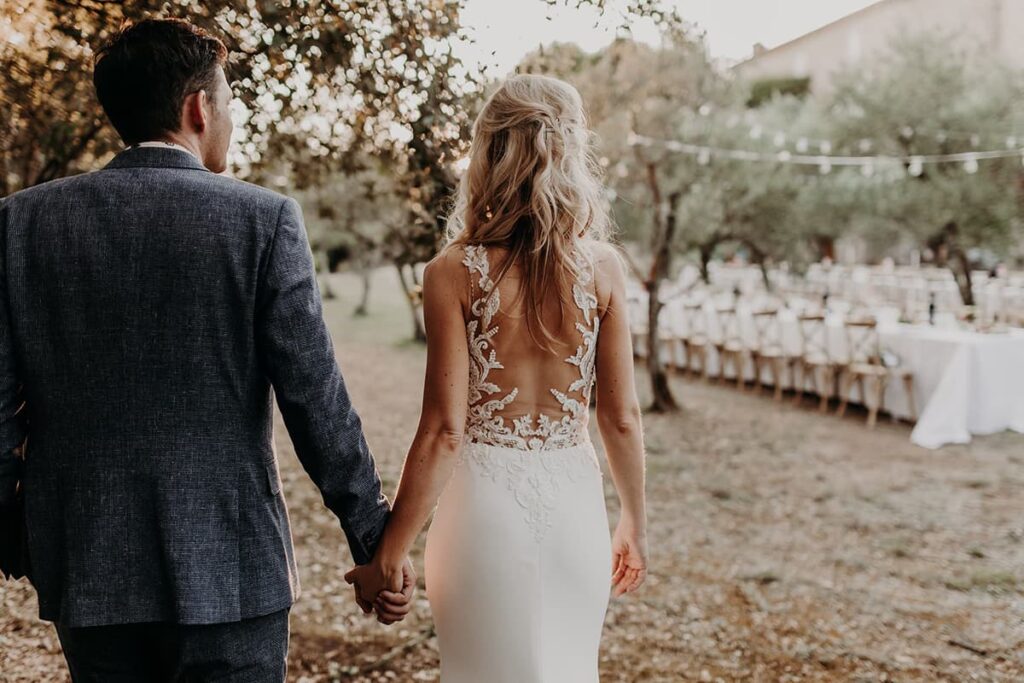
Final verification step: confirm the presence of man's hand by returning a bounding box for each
[344,556,416,625]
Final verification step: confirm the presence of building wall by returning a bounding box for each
[735,0,1019,94]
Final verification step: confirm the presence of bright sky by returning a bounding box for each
[459,0,880,72]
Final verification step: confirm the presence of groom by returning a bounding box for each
[0,18,412,681]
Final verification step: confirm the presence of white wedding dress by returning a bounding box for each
[424,244,612,683]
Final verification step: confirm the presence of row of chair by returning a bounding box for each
[633,301,917,428]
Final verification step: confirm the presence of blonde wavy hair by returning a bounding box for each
[447,73,611,352]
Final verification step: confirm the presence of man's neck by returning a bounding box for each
[135,134,203,164]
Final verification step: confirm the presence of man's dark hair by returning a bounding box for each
[93,19,228,145]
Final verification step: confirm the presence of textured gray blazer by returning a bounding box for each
[0,146,391,627]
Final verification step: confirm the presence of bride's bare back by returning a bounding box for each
[418,240,638,448]
[460,243,599,451]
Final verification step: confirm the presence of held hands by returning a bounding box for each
[344,555,416,625]
[611,517,648,597]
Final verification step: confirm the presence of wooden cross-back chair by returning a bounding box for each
[793,314,836,412]
[711,306,746,389]
[681,301,711,380]
[750,309,797,401]
[836,320,916,428]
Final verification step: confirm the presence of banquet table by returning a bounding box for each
[649,297,1024,448]
[885,326,1024,449]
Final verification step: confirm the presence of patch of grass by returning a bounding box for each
[709,487,732,501]
[740,570,781,585]
[944,571,1020,594]
[878,536,914,559]
[322,269,419,348]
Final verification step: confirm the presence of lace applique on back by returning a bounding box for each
[461,244,600,452]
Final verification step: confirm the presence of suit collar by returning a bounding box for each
[104,146,211,172]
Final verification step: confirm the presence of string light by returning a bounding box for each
[730,123,1024,156]
[629,132,1024,173]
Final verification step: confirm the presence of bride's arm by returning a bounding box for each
[348,250,470,605]
[594,246,648,596]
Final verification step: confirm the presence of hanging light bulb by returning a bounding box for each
[796,137,809,153]
[908,157,924,177]
[900,125,915,138]
[861,162,875,177]
[777,150,792,162]
[964,156,979,174]
[698,103,712,116]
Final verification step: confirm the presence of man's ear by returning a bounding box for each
[183,90,209,134]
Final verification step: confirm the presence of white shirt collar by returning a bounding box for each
[128,140,201,161]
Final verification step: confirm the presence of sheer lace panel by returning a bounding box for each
[461,244,599,452]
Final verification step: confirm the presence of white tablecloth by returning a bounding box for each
[886,326,1024,449]
[649,298,1024,448]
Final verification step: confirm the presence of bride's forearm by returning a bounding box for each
[597,411,647,531]
[372,427,464,569]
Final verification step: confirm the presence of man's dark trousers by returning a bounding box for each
[55,608,290,682]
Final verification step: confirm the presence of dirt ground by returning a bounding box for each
[2,269,1023,682]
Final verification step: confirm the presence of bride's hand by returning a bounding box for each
[344,559,403,620]
[610,518,648,597]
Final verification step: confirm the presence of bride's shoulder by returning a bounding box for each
[423,244,473,294]
[582,241,627,282]
[579,241,628,313]
[427,243,470,274]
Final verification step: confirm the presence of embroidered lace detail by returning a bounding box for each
[461,244,599,452]
[460,441,601,541]
[457,244,602,541]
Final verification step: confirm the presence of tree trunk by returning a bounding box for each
[814,235,835,262]
[698,244,713,284]
[949,247,975,306]
[929,221,974,306]
[395,262,427,342]
[644,279,677,412]
[316,249,336,300]
[643,161,680,413]
[758,259,771,291]
[353,267,371,317]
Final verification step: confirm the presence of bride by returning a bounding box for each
[345,73,648,682]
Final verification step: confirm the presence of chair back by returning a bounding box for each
[843,319,880,365]
[751,309,781,351]
[797,314,829,360]
[683,301,709,340]
[713,306,742,345]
